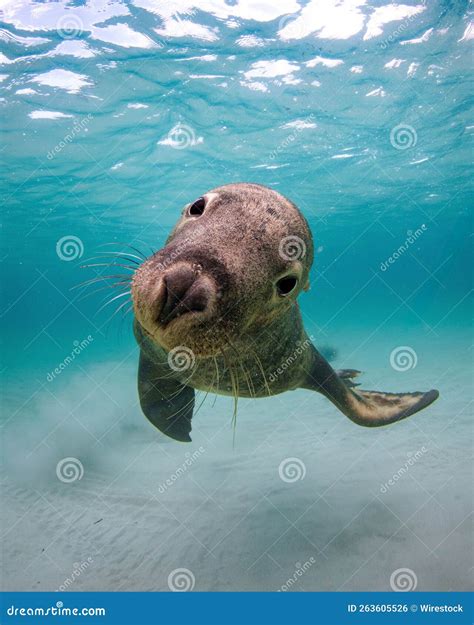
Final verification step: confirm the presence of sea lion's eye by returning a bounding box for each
[276,276,298,296]
[189,197,206,216]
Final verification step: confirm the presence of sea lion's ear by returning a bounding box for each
[301,346,439,426]
[137,350,194,442]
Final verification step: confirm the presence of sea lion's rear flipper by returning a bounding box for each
[302,348,439,426]
[335,369,362,388]
[138,350,194,442]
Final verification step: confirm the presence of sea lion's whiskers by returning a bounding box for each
[82,253,141,265]
[164,402,194,428]
[154,360,199,389]
[192,374,215,420]
[150,360,196,383]
[76,281,131,302]
[167,372,197,399]
[118,303,135,334]
[105,298,133,323]
[223,333,256,399]
[99,242,148,260]
[151,370,181,382]
[236,355,255,399]
[221,349,239,446]
[213,356,220,395]
[71,274,131,291]
[164,387,197,426]
[247,346,272,397]
[230,367,239,448]
[80,262,136,272]
[95,291,131,316]
[240,357,257,399]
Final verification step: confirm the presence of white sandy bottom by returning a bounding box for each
[1,340,472,592]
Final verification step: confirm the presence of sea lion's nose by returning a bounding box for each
[157,265,209,325]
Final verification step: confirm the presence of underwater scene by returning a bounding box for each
[1,0,472,595]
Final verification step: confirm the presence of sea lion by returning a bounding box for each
[131,183,439,442]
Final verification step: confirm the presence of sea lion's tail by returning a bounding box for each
[302,348,439,427]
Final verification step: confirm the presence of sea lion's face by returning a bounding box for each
[132,183,314,357]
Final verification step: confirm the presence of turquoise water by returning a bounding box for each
[1,1,472,593]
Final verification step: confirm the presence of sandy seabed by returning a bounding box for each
[1,337,472,592]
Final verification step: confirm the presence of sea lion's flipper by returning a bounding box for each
[303,348,439,426]
[137,350,194,442]
[335,369,362,388]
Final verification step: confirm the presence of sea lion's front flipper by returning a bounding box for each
[138,350,195,442]
[302,347,439,426]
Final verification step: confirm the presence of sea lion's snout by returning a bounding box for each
[132,257,220,353]
[157,264,211,325]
